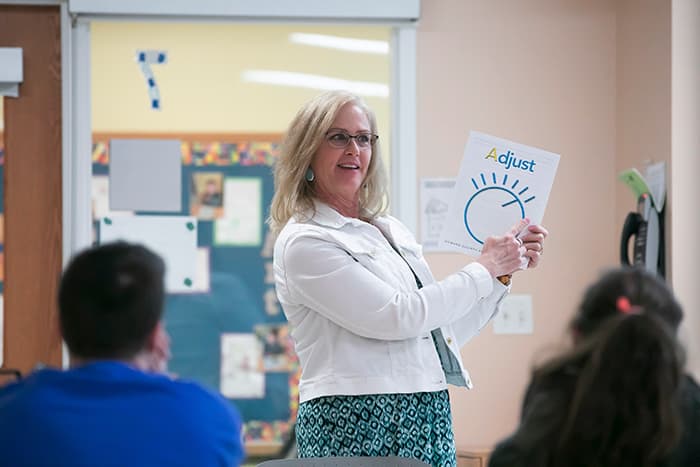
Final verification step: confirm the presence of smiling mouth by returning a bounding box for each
[337,163,360,169]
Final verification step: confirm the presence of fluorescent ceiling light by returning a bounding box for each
[241,70,389,98]
[289,33,389,55]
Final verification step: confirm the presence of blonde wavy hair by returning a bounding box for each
[268,90,389,234]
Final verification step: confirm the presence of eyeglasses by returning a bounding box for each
[325,130,379,149]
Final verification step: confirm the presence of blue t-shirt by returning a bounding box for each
[0,361,245,467]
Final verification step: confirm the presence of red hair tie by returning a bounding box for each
[616,296,637,314]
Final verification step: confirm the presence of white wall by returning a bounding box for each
[417,0,698,449]
[672,0,700,379]
[417,0,617,448]
[615,0,671,246]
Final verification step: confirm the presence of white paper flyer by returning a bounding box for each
[420,178,456,252]
[440,131,560,256]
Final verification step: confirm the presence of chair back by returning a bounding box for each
[0,368,22,387]
[256,456,430,466]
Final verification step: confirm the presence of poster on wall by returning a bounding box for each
[190,172,224,220]
[109,139,182,212]
[214,177,262,247]
[92,176,133,219]
[176,247,211,294]
[99,215,198,293]
[254,324,293,372]
[420,178,455,252]
[220,333,265,399]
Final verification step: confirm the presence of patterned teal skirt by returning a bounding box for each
[296,390,456,467]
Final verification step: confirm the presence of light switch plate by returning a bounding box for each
[493,294,533,334]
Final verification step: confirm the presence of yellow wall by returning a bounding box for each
[91,22,390,148]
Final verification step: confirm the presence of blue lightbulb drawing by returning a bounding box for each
[464,172,536,244]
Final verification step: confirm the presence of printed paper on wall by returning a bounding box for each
[214,177,262,246]
[220,333,265,399]
[99,215,197,293]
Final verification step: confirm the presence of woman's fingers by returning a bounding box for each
[477,234,525,277]
[523,241,543,252]
[524,249,541,268]
[509,217,530,237]
[477,221,549,277]
[520,232,544,245]
[527,224,549,238]
[521,224,548,269]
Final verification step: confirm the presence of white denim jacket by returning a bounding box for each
[273,201,509,403]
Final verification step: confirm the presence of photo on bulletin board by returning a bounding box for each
[254,324,293,372]
[220,333,265,399]
[92,175,134,219]
[190,172,224,220]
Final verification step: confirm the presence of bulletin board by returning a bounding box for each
[92,133,297,455]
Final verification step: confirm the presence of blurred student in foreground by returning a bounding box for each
[489,267,700,467]
[0,242,245,467]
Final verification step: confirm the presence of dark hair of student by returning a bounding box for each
[531,312,684,467]
[512,267,686,467]
[572,266,683,336]
[59,242,166,360]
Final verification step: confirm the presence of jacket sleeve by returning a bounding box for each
[384,214,509,347]
[277,232,494,341]
[452,278,509,347]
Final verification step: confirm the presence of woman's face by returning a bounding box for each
[310,102,373,205]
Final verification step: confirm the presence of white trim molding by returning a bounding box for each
[672,0,700,379]
[390,26,418,234]
[67,19,93,257]
[68,0,420,22]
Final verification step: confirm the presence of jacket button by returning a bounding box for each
[446,337,453,345]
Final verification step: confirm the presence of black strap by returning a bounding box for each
[386,241,466,386]
[387,242,423,289]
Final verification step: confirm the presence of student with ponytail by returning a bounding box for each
[489,267,700,467]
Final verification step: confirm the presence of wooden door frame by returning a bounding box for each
[1,3,65,374]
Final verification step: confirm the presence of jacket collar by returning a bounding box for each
[305,199,418,252]
[309,199,365,229]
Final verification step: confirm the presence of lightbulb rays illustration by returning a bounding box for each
[465,172,536,244]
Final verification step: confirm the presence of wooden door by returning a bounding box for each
[0,5,63,374]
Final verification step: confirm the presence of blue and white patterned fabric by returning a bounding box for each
[296,390,456,467]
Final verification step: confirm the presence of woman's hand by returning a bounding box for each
[519,224,548,270]
[476,218,529,278]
